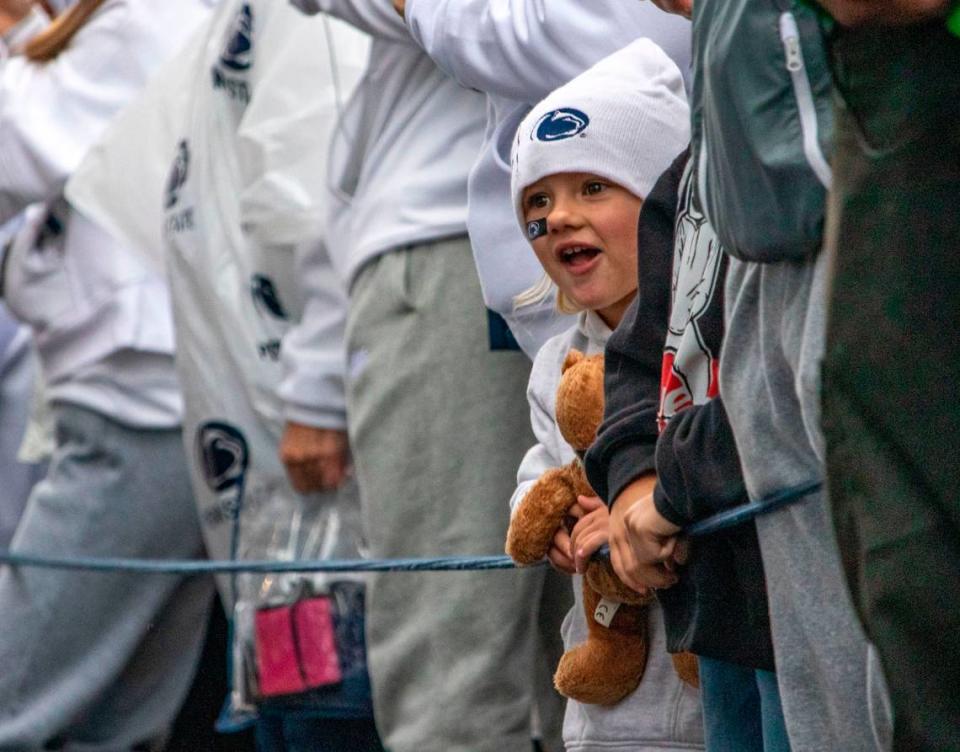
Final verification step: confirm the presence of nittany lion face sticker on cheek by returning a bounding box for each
[526,217,547,241]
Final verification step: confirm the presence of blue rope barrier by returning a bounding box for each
[685,479,822,537]
[591,479,822,563]
[0,552,521,574]
[0,480,821,575]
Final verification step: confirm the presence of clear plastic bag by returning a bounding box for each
[230,476,371,713]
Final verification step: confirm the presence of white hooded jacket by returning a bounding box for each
[292,0,486,289]
[68,2,373,712]
[403,0,691,356]
[0,0,213,427]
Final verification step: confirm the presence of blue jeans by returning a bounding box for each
[699,656,790,752]
[255,715,383,752]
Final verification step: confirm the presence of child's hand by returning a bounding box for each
[547,526,577,575]
[609,474,682,593]
[545,499,591,575]
[570,495,610,574]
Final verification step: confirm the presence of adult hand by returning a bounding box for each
[392,0,405,19]
[0,0,34,33]
[815,0,950,26]
[646,0,693,20]
[609,474,682,592]
[279,423,351,494]
[570,495,610,574]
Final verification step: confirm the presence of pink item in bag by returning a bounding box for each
[254,596,342,697]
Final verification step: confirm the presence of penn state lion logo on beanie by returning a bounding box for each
[534,108,591,141]
[511,39,691,229]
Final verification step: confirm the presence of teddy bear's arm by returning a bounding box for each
[506,465,581,565]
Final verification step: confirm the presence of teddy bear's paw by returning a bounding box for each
[671,651,700,689]
[505,517,559,565]
[553,636,648,706]
[505,469,579,565]
[504,531,545,566]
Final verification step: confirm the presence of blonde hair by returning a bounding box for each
[26,0,107,62]
[512,273,582,315]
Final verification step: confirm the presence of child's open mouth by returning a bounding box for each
[558,245,602,271]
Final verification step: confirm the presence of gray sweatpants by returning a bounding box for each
[0,323,44,547]
[720,251,891,752]
[0,404,214,751]
[346,236,565,752]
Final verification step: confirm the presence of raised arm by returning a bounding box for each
[403,0,689,102]
[291,0,412,44]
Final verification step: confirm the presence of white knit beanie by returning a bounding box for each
[511,39,690,231]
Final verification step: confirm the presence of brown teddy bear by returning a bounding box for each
[506,349,698,705]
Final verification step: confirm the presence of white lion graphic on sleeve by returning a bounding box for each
[659,162,723,430]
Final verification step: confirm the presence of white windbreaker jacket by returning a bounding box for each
[154,3,374,711]
[153,0,368,568]
[404,0,691,356]
[0,0,213,426]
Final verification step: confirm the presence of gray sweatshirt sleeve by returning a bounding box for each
[509,332,575,514]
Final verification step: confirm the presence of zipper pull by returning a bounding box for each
[779,12,804,72]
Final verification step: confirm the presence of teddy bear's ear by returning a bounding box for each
[561,349,584,374]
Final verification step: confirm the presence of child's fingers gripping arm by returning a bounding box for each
[547,527,576,575]
[571,497,610,573]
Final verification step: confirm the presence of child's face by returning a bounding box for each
[522,172,641,328]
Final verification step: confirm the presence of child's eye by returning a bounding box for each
[525,193,549,211]
[584,181,606,196]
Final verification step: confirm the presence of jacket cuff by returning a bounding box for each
[652,483,688,528]
[281,402,347,432]
[604,445,656,509]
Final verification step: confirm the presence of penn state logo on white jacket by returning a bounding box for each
[212,2,253,104]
